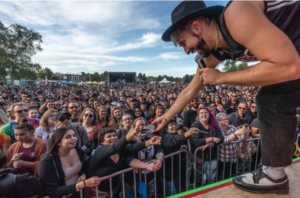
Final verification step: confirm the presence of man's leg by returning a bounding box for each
[232,78,300,194]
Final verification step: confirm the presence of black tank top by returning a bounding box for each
[212,0,300,62]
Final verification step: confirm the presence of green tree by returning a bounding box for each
[38,67,54,79]
[222,60,249,72]
[0,22,43,83]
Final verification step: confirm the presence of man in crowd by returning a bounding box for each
[67,100,80,123]
[224,92,239,115]
[228,102,251,128]
[124,97,137,118]
[0,102,40,155]
[183,98,199,131]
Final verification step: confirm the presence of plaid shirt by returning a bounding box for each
[218,125,242,163]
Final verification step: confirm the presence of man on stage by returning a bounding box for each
[153,0,300,194]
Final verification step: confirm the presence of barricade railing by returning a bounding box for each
[192,137,261,189]
[79,150,189,198]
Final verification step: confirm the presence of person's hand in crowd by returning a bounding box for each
[152,160,162,171]
[212,137,221,144]
[146,162,155,172]
[180,145,187,151]
[85,176,101,187]
[185,128,199,138]
[147,136,162,146]
[198,142,213,151]
[152,116,168,133]
[127,120,143,140]
[11,153,23,163]
[13,160,25,168]
[78,174,86,182]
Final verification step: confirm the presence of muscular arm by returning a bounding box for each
[217,1,300,86]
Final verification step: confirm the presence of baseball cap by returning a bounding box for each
[56,111,71,121]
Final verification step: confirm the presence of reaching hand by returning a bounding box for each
[146,162,155,172]
[149,136,162,146]
[152,116,168,133]
[212,137,221,144]
[185,128,200,138]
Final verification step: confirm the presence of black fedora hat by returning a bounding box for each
[162,1,224,42]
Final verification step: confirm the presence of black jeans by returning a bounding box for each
[256,78,300,167]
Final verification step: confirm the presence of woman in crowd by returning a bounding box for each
[190,107,224,184]
[116,114,133,140]
[108,106,123,130]
[4,124,47,176]
[54,101,62,111]
[246,102,257,124]
[28,107,40,119]
[159,120,198,196]
[35,109,57,143]
[39,101,55,116]
[38,127,101,198]
[147,104,164,125]
[97,106,109,128]
[133,107,145,119]
[216,113,250,180]
[78,108,102,142]
[215,95,225,113]
[125,117,164,197]
[174,112,184,125]
[204,95,213,107]
[93,100,101,111]
[168,98,176,108]
[85,122,161,198]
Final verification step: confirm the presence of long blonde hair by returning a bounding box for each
[40,109,58,132]
[0,109,9,125]
[128,117,148,142]
[108,106,124,130]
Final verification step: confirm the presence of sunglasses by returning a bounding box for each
[238,107,247,110]
[68,106,78,109]
[13,109,29,114]
[58,117,71,122]
[192,99,199,103]
[84,114,94,118]
[251,106,257,109]
[232,95,237,97]
[118,106,125,108]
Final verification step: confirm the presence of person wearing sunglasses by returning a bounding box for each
[78,108,101,142]
[183,98,200,132]
[224,93,240,115]
[246,102,257,124]
[0,102,40,155]
[67,100,81,123]
[48,111,90,154]
[228,102,251,128]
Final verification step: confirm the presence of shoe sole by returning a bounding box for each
[232,181,289,195]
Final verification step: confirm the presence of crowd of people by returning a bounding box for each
[0,83,298,198]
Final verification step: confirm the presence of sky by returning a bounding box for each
[0,1,229,77]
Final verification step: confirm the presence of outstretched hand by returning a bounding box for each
[149,136,162,145]
[152,116,168,133]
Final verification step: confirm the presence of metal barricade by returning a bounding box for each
[192,137,261,189]
[79,150,189,198]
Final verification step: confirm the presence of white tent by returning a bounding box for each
[98,81,106,85]
[78,81,88,86]
[172,81,177,84]
[159,78,171,84]
[149,81,157,84]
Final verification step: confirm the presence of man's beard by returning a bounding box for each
[190,31,211,58]
[192,103,199,109]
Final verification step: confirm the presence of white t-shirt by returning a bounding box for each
[34,126,56,142]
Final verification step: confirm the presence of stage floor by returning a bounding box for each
[171,158,300,198]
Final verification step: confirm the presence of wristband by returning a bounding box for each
[184,132,188,138]
[76,183,79,192]
[126,134,131,142]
